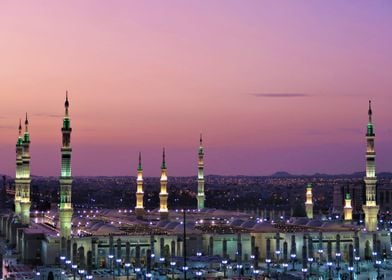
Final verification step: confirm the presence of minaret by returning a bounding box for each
[14,120,23,219]
[305,183,313,219]
[197,134,205,210]
[344,193,353,221]
[159,148,169,220]
[135,152,145,218]
[59,92,73,239]
[362,100,379,232]
[20,114,31,225]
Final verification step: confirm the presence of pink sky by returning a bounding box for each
[0,1,391,176]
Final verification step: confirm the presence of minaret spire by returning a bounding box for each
[159,148,169,219]
[59,91,74,254]
[363,100,379,232]
[197,134,205,210]
[135,152,145,218]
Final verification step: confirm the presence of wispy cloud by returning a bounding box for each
[33,113,62,118]
[250,93,310,98]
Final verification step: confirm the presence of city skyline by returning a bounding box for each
[1,1,392,176]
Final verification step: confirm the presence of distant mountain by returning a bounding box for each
[270,171,293,178]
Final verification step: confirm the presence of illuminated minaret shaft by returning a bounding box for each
[305,183,313,219]
[135,152,145,218]
[59,92,73,239]
[344,193,353,221]
[14,120,23,219]
[159,149,169,220]
[197,134,205,209]
[20,114,31,225]
[362,100,379,232]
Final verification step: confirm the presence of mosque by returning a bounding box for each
[0,95,390,278]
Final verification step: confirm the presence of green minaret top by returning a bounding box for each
[307,183,312,189]
[17,119,23,145]
[367,100,374,136]
[23,113,30,143]
[199,133,204,155]
[138,152,142,171]
[63,91,71,129]
[161,148,166,169]
[345,193,351,200]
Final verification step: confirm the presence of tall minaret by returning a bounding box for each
[305,183,313,219]
[344,193,353,221]
[14,120,23,219]
[362,100,379,232]
[197,134,205,210]
[59,92,73,239]
[159,148,169,220]
[20,114,31,225]
[135,152,145,218]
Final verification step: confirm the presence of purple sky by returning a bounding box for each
[0,1,391,176]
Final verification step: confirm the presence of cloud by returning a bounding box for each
[250,93,310,98]
[33,113,62,118]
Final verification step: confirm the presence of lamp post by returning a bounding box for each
[35,271,40,280]
[301,267,308,280]
[125,263,130,280]
[236,264,242,278]
[290,253,296,271]
[86,275,93,280]
[170,261,176,280]
[66,260,71,271]
[134,267,140,280]
[253,269,259,280]
[307,257,313,276]
[335,252,341,277]
[376,260,381,280]
[108,255,114,280]
[222,259,227,278]
[72,264,78,280]
[318,249,323,267]
[78,269,85,280]
[355,256,360,275]
[60,256,66,270]
[146,272,152,279]
[266,258,271,277]
[116,259,121,276]
[327,262,332,280]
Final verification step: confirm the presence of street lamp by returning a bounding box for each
[134,267,141,280]
[253,269,259,280]
[355,256,360,275]
[282,262,288,274]
[159,257,165,270]
[236,264,242,278]
[290,254,296,270]
[36,271,41,280]
[108,255,114,280]
[78,269,85,280]
[376,260,381,280]
[125,263,130,280]
[266,258,271,277]
[116,259,121,276]
[60,256,66,269]
[301,267,308,280]
[318,249,323,266]
[196,271,202,280]
[72,264,78,280]
[307,257,313,276]
[335,252,341,275]
[327,262,332,280]
[221,259,227,278]
[170,261,176,280]
[275,250,281,266]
